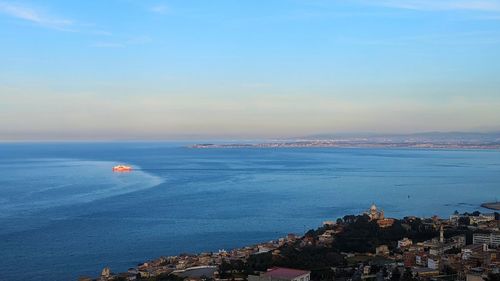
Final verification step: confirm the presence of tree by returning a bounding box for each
[458,216,470,226]
[390,268,401,281]
[245,252,273,272]
[443,265,457,275]
[485,273,500,281]
[401,268,416,281]
[343,215,357,224]
[305,229,316,237]
[219,260,232,278]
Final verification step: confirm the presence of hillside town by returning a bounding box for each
[83,205,500,281]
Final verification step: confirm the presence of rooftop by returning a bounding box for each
[264,267,310,279]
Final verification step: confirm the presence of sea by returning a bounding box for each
[0,142,499,281]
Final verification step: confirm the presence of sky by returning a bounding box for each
[1,0,500,140]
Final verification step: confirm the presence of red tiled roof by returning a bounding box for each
[264,267,310,279]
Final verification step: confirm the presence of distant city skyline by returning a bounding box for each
[1,0,500,140]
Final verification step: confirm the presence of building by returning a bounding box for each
[248,267,311,281]
[258,243,277,253]
[365,204,395,228]
[376,245,390,256]
[466,273,486,281]
[363,265,371,275]
[411,267,439,278]
[286,234,298,243]
[470,213,496,224]
[462,244,488,260]
[450,212,495,226]
[466,268,488,281]
[377,218,395,228]
[367,204,385,220]
[403,252,416,267]
[473,232,500,248]
[318,230,335,245]
[415,252,428,266]
[398,237,413,249]
[425,227,466,255]
[427,256,440,270]
[100,267,112,281]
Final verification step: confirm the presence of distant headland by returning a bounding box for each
[190,131,500,149]
[481,202,500,211]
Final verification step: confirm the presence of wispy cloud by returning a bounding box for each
[150,4,168,15]
[0,1,118,39]
[0,1,73,30]
[363,0,500,12]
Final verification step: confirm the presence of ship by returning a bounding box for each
[112,165,132,172]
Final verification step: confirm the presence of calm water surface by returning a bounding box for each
[0,143,499,281]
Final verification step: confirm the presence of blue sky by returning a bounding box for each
[1,0,500,140]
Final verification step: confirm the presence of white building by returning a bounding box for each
[398,237,413,248]
[427,256,440,270]
[473,232,500,248]
[470,214,495,224]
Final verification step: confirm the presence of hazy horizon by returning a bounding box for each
[2,130,500,143]
[2,0,500,140]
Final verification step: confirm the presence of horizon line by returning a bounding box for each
[2,129,500,143]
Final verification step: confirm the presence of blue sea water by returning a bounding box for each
[0,143,499,281]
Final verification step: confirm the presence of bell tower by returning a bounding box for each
[439,225,444,243]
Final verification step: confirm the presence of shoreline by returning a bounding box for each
[89,205,499,281]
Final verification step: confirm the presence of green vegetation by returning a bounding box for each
[217,215,442,281]
[275,245,345,269]
[333,215,405,252]
[400,268,417,281]
[401,217,438,242]
[485,273,500,281]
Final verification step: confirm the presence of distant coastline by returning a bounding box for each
[190,131,500,149]
[481,202,500,211]
[190,141,500,149]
